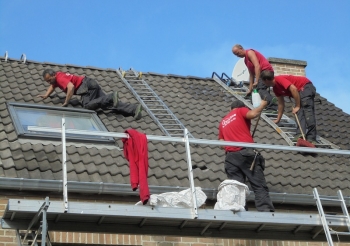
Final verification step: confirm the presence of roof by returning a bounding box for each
[0,56,350,199]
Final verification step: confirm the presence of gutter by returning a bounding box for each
[0,177,349,207]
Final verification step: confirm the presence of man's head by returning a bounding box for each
[42,69,57,85]
[232,44,245,58]
[260,70,275,86]
[231,100,245,110]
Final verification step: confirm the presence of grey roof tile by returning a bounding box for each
[1,58,350,199]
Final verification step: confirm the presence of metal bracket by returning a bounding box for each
[4,51,8,62]
[20,53,26,63]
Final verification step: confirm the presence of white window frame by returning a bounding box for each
[7,102,114,144]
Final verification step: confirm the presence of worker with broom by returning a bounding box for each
[219,99,275,212]
[260,70,317,144]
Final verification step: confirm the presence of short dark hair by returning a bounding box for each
[42,69,56,78]
[231,100,245,110]
[260,70,274,81]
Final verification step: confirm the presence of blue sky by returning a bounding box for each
[1,1,350,114]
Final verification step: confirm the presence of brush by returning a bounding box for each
[294,113,315,148]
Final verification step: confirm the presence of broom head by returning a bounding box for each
[296,138,316,148]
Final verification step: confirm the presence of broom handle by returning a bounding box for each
[294,113,306,140]
[252,113,261,138]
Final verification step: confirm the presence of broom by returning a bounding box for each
[249,114,261,171]
[294,113,315,148]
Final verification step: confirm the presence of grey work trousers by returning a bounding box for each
[225,149,275,212]
[256,77,277,110]
[295,82,317,142]
[76,77,137,115]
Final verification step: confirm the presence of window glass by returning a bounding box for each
[8,103,113,143]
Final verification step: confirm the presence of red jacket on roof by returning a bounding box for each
[122,129,150,205]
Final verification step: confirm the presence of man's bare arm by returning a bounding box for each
[246,100,268,120]
[289,85,301,114]
[62,82,75,107]
[274,96,285,124]
[37,85,55,99]
[247,50,261,87]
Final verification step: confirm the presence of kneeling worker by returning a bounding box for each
[38,69,142,120]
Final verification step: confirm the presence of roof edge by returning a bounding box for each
[0,177,348,207]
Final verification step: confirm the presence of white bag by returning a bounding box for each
[214,180,250,211]
[136,187,207,208]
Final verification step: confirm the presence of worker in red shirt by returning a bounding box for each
[219,100,275,212]
[37,69,142,120]
[232,44,277,111]
[260,70,317,142]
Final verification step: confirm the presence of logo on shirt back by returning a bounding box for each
[222,113,236,128]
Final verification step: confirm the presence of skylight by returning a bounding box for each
[8,102,113,143]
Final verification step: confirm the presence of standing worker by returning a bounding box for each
[219,100,275,212]
[232,44,277,110]
[260,70,317,143]
[38,69,143,120]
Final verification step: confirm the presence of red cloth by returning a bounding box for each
[54,72,84,93]
[244,49,274,75]
[122,129,150,204]
[273,75,311,97]
[218,107,253,152]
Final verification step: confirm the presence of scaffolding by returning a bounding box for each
[2,120,350,245]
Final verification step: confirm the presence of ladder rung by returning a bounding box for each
[165,129,184,131]
[330,231,350,236]
[158,119,178,122]
[136,92,154,95]
[162,124,182,126]
[319,198,343,202]
[325,214,348,219]
[154,114,173,116]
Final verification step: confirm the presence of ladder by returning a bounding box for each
[212,72,338,148]
[313,188,350,245]
[116,68,194,138]
[16,197,51,246]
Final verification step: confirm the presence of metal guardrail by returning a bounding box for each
[28,122,350,221]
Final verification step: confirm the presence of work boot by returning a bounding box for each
[112,91,119,108]
[134,104,143,120]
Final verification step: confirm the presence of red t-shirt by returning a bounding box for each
[54,72,84,93]
[273,75,311,97]
[218,107,253,152]
[244,49,274,75]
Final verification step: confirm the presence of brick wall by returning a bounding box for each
[268,58,307,76]
[0,195,347,246]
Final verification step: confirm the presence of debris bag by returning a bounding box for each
[214,180,250,212]
[135,187,207,208]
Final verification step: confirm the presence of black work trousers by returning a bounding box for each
[295,82,317,141]
[225,149,275,212]
[76,77,137,115]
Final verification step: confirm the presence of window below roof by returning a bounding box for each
[8,102,114,143]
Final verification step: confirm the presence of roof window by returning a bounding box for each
[7,102,113,143]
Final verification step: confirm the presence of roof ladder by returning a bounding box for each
[117,68,195,138]
[313,188,350,246]
[212,72,339,148]
[212,72,294,146]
